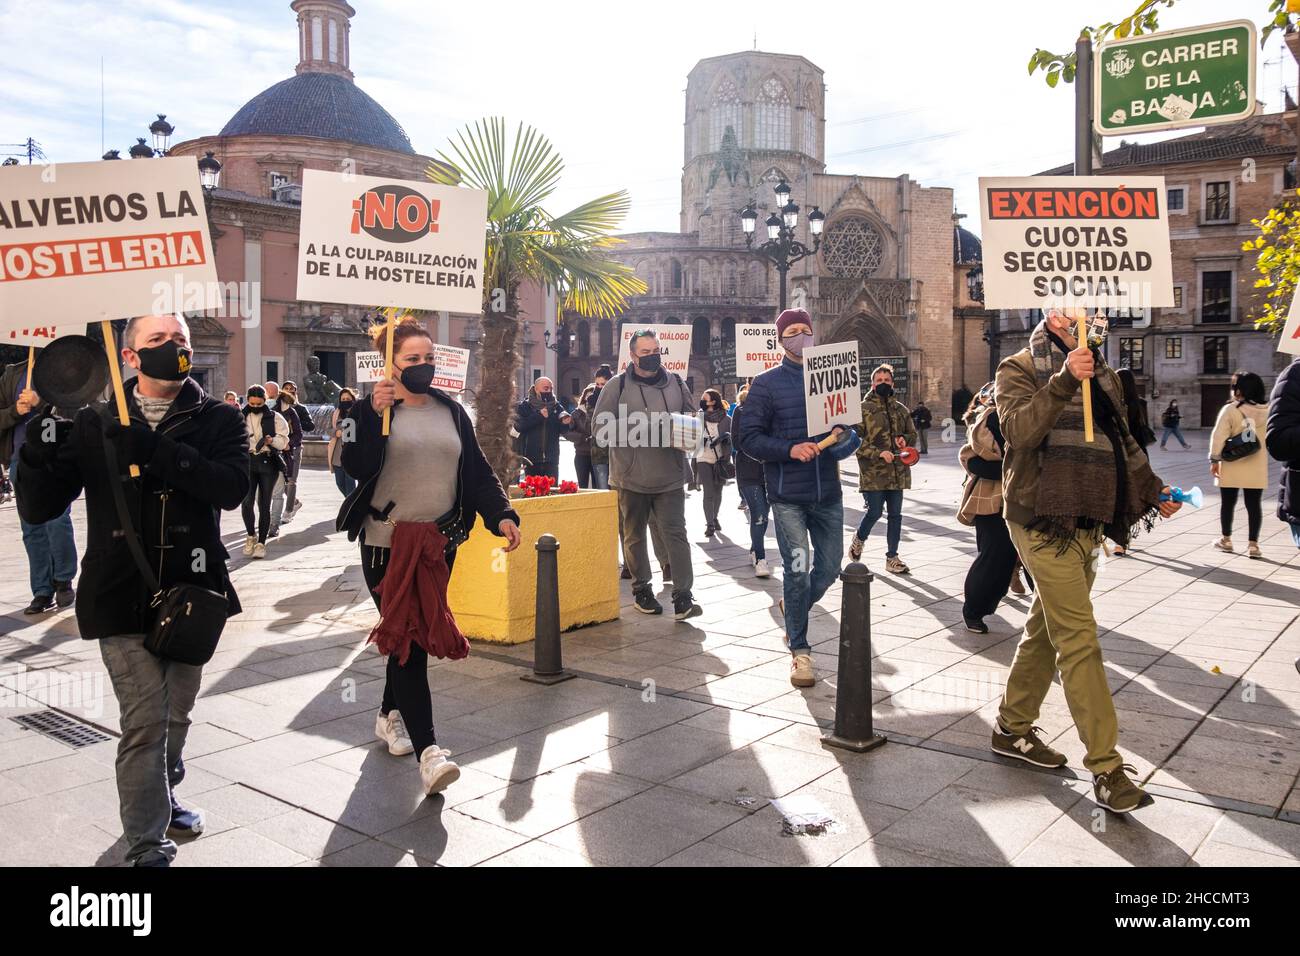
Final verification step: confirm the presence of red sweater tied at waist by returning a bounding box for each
[369,521,469,664]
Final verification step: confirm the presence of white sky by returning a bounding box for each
[0,0,1287,237]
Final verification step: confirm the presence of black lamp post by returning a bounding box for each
[543,327,574,355]
[127,137,154,159]
[197,151,222,193]
[741,179,824,311]
[149,114,174,156]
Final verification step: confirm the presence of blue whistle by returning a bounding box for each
[1159,486,1203,508]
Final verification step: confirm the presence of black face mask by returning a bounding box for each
[874,383,894,399]
[243,403,266,416]
[399,363,437,395]
[588,387,602,406]
[134,339,192,382]
[636,353,662,373]
[540,392,554,404]
[338,399,354,413]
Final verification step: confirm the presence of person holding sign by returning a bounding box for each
[0,353,80,614]
[992,307,1181,815]
[15,313,251,866]
[849,364,918,575]
[335,318,521,798]
[736,309,861,688]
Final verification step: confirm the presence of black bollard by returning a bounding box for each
[821,561,886,753]
[522,533,574,685]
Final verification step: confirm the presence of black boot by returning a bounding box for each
[53,580,75,608]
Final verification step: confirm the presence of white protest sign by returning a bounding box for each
[0,158,218,330]
[978,176,1173,310]
[803,341,860,437]
[355,350,386,383]
[618,324,692,377]
[3,324,86,348]
[735,323,782,377]
[1278,283,1300,357]
[296,170,488,312]
[431,344,470,393]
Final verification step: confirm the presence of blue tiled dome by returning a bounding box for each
[220,72,414,154]
[953,224,981,265]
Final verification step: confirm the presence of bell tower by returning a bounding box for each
[291,0,355,80]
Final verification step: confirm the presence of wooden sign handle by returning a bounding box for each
[25,346,34,385]
[817,429,843,450]
[1077,315,1094,443]
[101,320,140,478]
[381,315,395,436]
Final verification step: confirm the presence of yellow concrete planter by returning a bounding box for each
[446,489,620,643]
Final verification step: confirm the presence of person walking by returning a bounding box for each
[327,388,358,497]
[337,318,521,797]
[1267,355,1300,551]
[566,384,599,488]
[911,400,933,455]
[592,328,702,620]
[0,354,80,614]
[15,313,250,865]
[515,377,570,481]
[849,364,917,574]
[957,383,1020,633]
[991,307,1181,814]
[1209,371,1269,560]
[737,309,861,688]
[222,390,241,409]
[275,381,313,520]
[1112,368,1155,556]
[730,385,771,578]
[1158,398,1190,449]
[696,388,731,538]
[239,385,290,559]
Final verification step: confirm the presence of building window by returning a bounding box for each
[1165,337,1182,360]
[1172,286,1183,309]
[1286,160,1298,191]
[328,18,338,62]
[269,172,289,189]
[1119,337,1144,373]
[822,217,885,278]
[598,319,613,357]
[1200,271,1233,323]
[1204,335,1229,374]
[709,78,742,151]
[692,317,711,356]
[311,16,323,59]
[1167,187,1185,212]
[577,320,590,357]
[1205,181,1231,222]
[754,77,791,150]
[671,260,682,291]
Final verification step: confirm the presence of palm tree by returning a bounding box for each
[426,118,646,487]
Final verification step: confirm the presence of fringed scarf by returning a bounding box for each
[1026,321,1159,553]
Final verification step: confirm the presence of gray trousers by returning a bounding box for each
[99,636,203,866]
[698,460,724,528]
[618,487,693,598]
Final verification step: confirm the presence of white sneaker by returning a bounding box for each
[242,535,256,556]
[753,557,771,578]
[375,709,414,756]
[419,746,460,796]
[252,542,267,559]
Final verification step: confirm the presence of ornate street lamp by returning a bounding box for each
[128,137,154,159]
[101,149,121,160]
[543,327,575,355]
[740,178,823,311]
[966,264,984,304]
[197,151,223,192]
[149,114,174,155]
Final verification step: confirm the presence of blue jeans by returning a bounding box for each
[99,635,203,865]
[1291,522,1300,549]
[738,483,770,560]
[10,454,77,597]
[591,462,609,490]
[333,467,356,497]
[771,499,844,652]
[1159,425,1188,448]
[856,489,904,557]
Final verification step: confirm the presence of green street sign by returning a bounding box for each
[1094,19,1257,135]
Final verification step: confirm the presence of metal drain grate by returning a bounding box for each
[12,710,111,748]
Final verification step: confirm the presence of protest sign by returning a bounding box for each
[431,344,470,393]
[0,158,218,329]
[735,324,782,377]
[1278,283,1300,358]
[617,324,692,377]
[355,350,386,383]
[803,341,860,437]
[3,324,84,348]
[978,176,1173,311]
[296,171,488,313]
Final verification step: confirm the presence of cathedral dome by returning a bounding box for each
[953,224,981,265]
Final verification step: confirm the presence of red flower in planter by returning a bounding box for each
[559,481,578,494]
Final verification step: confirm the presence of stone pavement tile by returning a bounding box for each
[541,784,750,866]
[455,762,650,837]
[1285,788,1300,818]
[1172,732,1300,777]
[871,784,1066,866]
[0,732,76,771]
[1207,698,1300,730]
[816,744,978,811]
[453,715,618,783]
[706,783,905,866]
[676,707,791,746]
[0,751,115,797]
[198,667,280,697]
[929,728,996,756]
[1137,663,1239,689]
[246,807,369,860]
[440,691,606,742]
[1242,661,1300,689]
[953,761,1088,809]
[0,770,35,806]
[0,776,122,834]
[316,839,423,867]
[315,744,415,780]
[376,808,531,866]
[193,783,298,827]
[1149,757,1295,809]
[636,663,713,691]
[1172,643,1265,664]
[478,839,598,867]
[1048,731,1176,781]
[1199,812,1300,861]
[600,694,713,741]
[697,671,795,707]
[581,723,739,784]
[180,722,253,758]
[1191,841,1300,866]
[667,739,841,805]
[1110,687,1211,721]
[1127,676,1230,707]
[171,826,308,867]
[871,703,968,739]
[246,758,442,837]
[1012,794,1223,866]
[4,822,128,868]
[656,842,771,867]
[831,840,960,867]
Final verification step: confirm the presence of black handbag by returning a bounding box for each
[1220,406,1261,463]
[104,437,228,666]
[368,500,467,558]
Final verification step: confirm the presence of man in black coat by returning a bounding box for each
[16,314,250,867]
[514,376,571,480]
[1267,354,1300,551]
[911,401,933,454]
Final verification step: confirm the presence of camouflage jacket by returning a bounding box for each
[855,392,917,491]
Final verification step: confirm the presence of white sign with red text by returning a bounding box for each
[735,323,782,377]
[802,341,860,437]
[3,324,86,348]
[618,324,692,377]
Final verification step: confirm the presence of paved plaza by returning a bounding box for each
[1,435,1297,867]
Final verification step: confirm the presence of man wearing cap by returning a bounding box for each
[736,309,861,687]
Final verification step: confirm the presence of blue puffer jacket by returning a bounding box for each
[736,357,861,505]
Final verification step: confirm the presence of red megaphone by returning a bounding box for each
[898,446,921,467]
